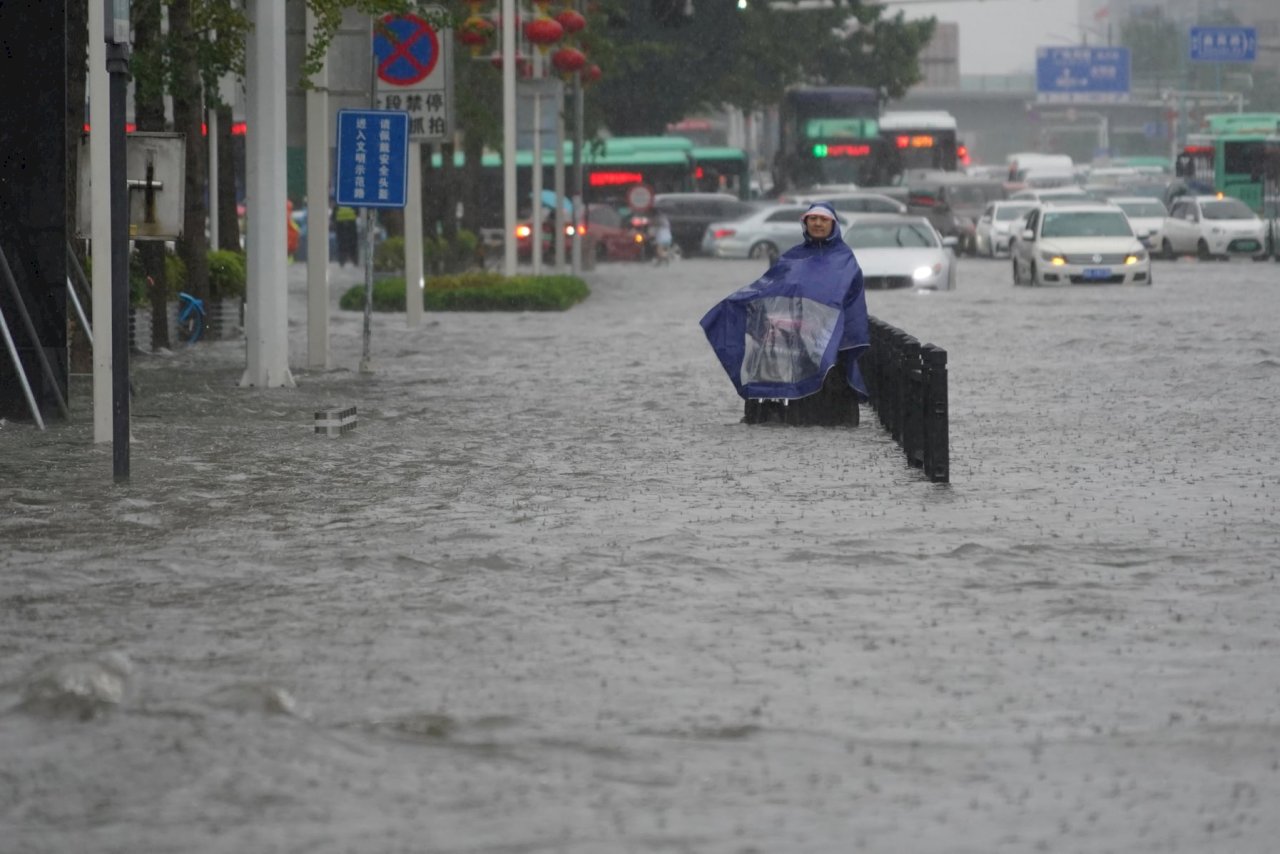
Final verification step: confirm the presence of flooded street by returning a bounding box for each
[3,254,1280,853]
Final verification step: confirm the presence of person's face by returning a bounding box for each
[804,215,834,239]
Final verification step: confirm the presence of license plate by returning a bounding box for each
[1082,267,1111,279]
[1234,240,1259,252]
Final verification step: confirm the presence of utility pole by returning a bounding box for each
[105,0,131,482]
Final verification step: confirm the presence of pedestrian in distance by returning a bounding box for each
[650,211,674,266]
[333,205,359,267]
[700,201,869,427]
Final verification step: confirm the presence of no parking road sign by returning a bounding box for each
[373,10,453,143]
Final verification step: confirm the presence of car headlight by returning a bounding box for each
[1124,252,1146,265]
[1039,251,1066,266]
[912,263,943,281]
[1211,226,1223,235]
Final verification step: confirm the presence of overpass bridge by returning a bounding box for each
[889,82,1232,167]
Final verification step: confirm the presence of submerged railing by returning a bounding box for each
[861,316,950,483]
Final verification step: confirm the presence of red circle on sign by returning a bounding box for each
[374,13,440,86]
[627,184,654,212]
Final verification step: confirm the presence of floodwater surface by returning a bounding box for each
[2,255,1279,853]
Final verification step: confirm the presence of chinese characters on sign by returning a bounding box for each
[372,11,453,143]
[1035,46,1131,103]
[1189,27,1257,63]
[377,90,449,141]
[334,110,409,209]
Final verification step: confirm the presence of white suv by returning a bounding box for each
[1161,195,1267,260]
[1011,203,1151,286]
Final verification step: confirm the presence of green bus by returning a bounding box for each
[429,136,697,226]
[1177,112,1280,213]
[691,146,750,199]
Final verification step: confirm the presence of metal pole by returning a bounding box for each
[66,277,94,348]
[405,141,425,327]
[502,0,517,276]
[89,0,113,443]
[532,52,544,276]
[361,15,376,373]
[0,248,69,420]
[305,5,331,367]
[0,303,44,429]
[208,101,219,251]
[571,56,583,274]
[107,31,130,481]
[554,84,566,270]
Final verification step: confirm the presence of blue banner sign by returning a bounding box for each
[334,109,409,209]
[1035,46,1131,103]
[1189,27,1257,63]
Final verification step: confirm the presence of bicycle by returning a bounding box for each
[176,291,206,345]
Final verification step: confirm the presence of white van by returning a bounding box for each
[1007,153,1075,184]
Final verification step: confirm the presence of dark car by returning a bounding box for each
[516,203,645,263]
[653,192,759,257]
[904,175,1006,255]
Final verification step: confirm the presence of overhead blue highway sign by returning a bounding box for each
[1035,46,1131,103]
[1189,27,1257,63]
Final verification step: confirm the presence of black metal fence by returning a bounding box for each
[860,316,949,483]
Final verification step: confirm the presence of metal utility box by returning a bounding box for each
[77,132,186,240]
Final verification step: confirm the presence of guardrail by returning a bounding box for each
[860,316,950,483]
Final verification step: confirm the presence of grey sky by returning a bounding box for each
[892,0,1085,75]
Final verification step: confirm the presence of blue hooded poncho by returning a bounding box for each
[700,202,870,401]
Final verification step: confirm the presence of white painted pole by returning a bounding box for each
[405,141,424,327]
[531,54,543,276]
[305,6,331,369]
[209,101,219,251]
[240,0,295,388]
[502,0,517,276]
[89,1,113,443]
[554,84,566,271]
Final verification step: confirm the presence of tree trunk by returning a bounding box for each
[133,0,171,351]
[168,0,209,305]
[216,104,240,253]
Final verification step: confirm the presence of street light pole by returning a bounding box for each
[105,0,131,482]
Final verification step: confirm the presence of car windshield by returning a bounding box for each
[995,205,1034,221]
[1201,199,1256,220]
[1116,200,1166,217]
[1040,211,1133,238]
[846,223,938,248]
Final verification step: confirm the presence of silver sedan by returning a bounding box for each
[844,214,958,290]
[701,204,847,261]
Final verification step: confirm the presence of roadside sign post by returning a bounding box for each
[334,109,410,373]
[372,10,452,328]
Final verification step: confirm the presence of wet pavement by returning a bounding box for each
[2,253,1280,853]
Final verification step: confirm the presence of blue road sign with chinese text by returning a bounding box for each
[334,110,409,209]
[1189,27,1257,63]
[1035,46,1131,103]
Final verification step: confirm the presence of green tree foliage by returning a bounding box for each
[595,0,936,134]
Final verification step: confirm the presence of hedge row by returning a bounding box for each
[339,271,589,312]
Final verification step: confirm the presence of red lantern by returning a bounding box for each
[551,46,587,76]
[523,17,564,53]
[554,9,586,35]
[458,16,495,56]
[583,62,602,84]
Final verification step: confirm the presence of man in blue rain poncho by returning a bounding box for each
[700,202,869,425]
